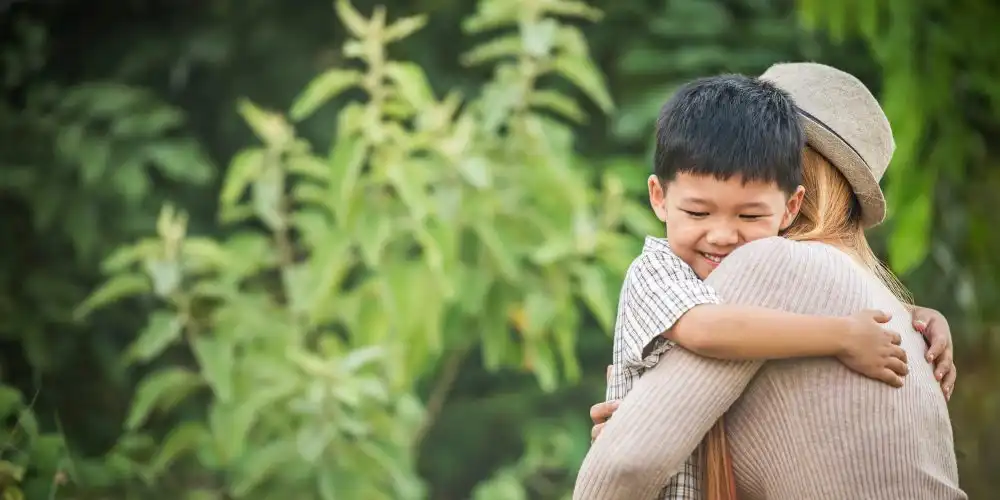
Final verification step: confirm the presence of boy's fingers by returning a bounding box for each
[886,330,903,345]
[880,369,905,388]
[870,309,892,323]
[890,345,907,364]
[886,357,909,377]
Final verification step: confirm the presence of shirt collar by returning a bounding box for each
[642,236,673,254]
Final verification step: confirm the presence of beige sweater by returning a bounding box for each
[573,237,966,500]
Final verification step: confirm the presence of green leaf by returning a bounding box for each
[356,210,393,267]
[74,273,151,320]
[384,14,427,42]
[521,19,558,57]
[252,163,285,230]
[543,0,603,21]
[455,156,493,189]
[463,1,518,34]
[385,62,436,109]
[230,440,297,497]
[461,35,521,66]
[574,264,614,330]
[125,368,203,430]
[0,386,23,417]
[144,259,182,297]
[387,162,430,221]
[144,139,214,185]
[287,154,331,181]
[125,311,184,364]
[335,0,369,37]
[237,99,293,149]
[296,424,333,462]
[528,90,586,123]
[290,69,363,121]
[474,225,521,282]
[888,193,932,275]
[191,337,235,403]
[551,56,614,113]
[220,149,265,209]
[110,105,184,137]
[79,138,111,185]
[150,421,209,474]
[329,134,368,220]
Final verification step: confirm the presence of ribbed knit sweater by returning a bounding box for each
[573,237,966,500]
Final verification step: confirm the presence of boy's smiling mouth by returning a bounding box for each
[700,252,727,265]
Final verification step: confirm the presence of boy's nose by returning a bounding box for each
[706,226,739,246]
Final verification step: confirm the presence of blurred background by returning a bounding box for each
[1,0,998,498]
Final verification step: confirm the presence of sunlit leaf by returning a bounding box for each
[290,69,363,121]
[550,55,614,112]
[125,368,203,430]
[125,311,184,364]
[384,14,427,42]
[150,421,209,474]
[74,273,150,320]
[192,337,235,403]
[385,62,436,109]
[335,0,368,37]
[220,149,265,209]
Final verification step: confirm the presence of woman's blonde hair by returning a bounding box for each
[784,146,911,303]
[701,146,911,500]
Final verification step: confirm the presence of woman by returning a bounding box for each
[573,63,966,500]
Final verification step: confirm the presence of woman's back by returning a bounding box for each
[708,238,964,500]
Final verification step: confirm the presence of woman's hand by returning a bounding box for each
[838,309,909,387]
[589,365,619,442]
[589,399,618,442]
[912,306,957,401]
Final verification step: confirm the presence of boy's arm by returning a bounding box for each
[666,304,866,360]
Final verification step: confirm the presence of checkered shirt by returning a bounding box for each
[607,237,721,500]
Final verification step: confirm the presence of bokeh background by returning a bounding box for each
[1,0,998,498]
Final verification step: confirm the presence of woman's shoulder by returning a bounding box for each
[707,237,869,314]
[719,237,850,272]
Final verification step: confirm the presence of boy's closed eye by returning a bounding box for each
[739,214,770,220]
[680,209,709,218]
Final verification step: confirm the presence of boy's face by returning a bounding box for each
[648,172,804,279]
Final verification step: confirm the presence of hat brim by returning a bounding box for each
[801,114,886,228]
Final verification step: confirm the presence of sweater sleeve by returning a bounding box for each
[573,237,851,500]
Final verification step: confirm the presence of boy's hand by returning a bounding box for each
[912,306,956,401]
[838,309,908,387]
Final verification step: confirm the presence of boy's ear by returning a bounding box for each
[648,175,668,222]
[780,185,806,230]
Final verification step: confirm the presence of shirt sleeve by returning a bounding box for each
[617,251,721,370]
[573,237,845,499]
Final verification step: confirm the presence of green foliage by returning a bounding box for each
[2,0,997,497]
[70,0,644,497]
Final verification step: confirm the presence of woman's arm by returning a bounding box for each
[574,347,763,499]
[573,237,857,499]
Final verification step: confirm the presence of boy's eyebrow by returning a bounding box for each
[736,201,772,210]
[680,197,713,206]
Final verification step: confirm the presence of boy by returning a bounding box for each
[607,75,908,499]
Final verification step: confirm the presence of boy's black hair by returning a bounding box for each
[654,74,805,193]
